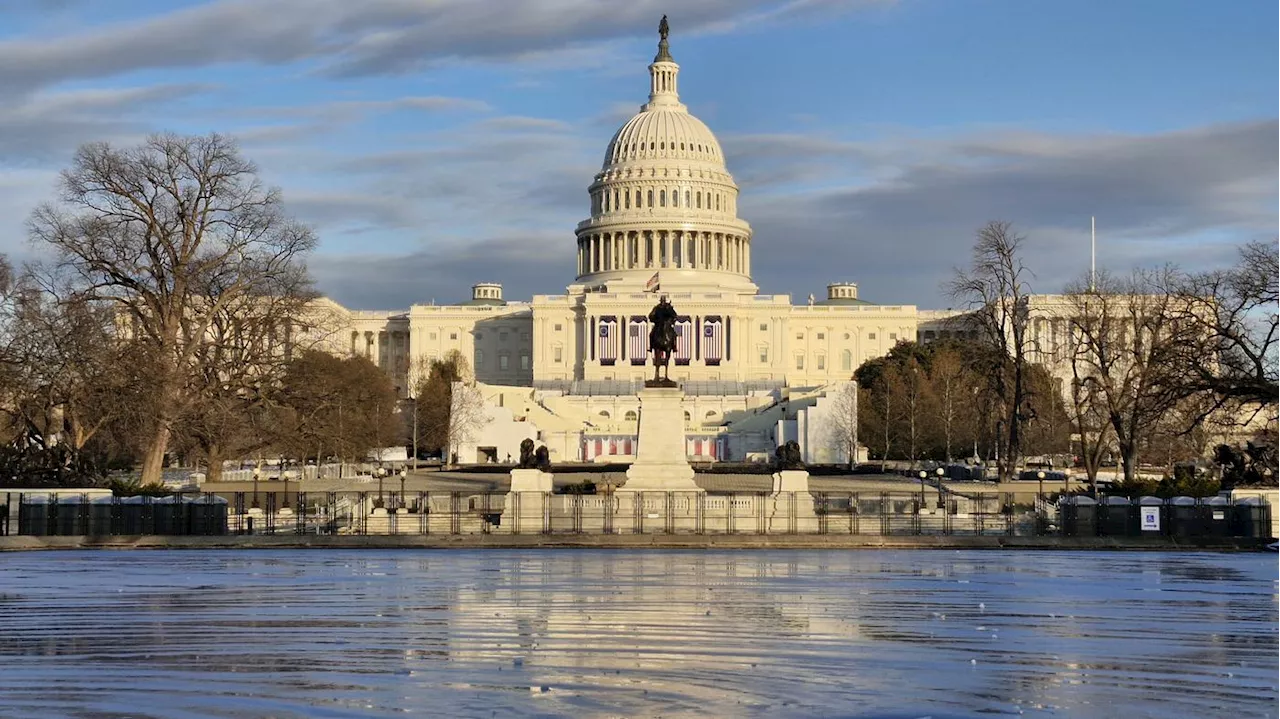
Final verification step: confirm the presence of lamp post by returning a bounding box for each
[935,466,946,509]
[1037,470,1046,501]
[917,470,928,510]
[282,469,290,509]
[377,466,386,503]
[252,469,260,509]
[399,467,407,509]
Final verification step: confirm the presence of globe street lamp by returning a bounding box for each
[917,470,928,510]
[399,467,408,509]
[1037,470,1046,500]
[935,466,946,509]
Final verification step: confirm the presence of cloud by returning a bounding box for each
[0,0,886,94]
[243,95,492,120]
[0,83,213,164]
[310,235,571,309]
[737,120,1278,307]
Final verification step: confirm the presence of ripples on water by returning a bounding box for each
[0,549,1275,718]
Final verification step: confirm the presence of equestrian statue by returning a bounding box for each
[647,295,679,387]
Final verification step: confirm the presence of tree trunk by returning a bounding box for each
[206,443,225,483]
[1118,438,1138,483]
[139,423,170,485]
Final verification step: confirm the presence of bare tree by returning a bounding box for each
[926,345,962,458]
[824,381,860,468]
[414,350,473,463]
[947,221,1035,482]
[446,381,488,467]
[1167,240,1278,427]
[175,267,317,481]
[28,133,316,484]
[1065,270,1197,483]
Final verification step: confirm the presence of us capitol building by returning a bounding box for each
[313,23,963,465]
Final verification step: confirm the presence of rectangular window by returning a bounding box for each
[759,347,769,363]
[817,332,825,340]
[889,333,897,341]
[520,354,530,370]
[499,355,509,370]
[500,332,508,342]
[450,332,458,340]
[554,346,563,363]
[429,332,437,340]
[796,333,804,340]
[554,323,562,331]
[868,332,876,340]
[759,323,767,331]
[817,355,826,370]
[795,354,805,370]
[475,350,484,366]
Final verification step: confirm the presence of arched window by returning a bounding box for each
[598,410,610,419]
[650,142,655,150]
[613,189,619,210]
[683,411,691,423]
[647,190,654,207]
[635,190,641,207]
[685,190,690,206]
[671,189,678,207]
[715,194,720,211]
[696,192,702,209]
[705,410,718,418]
[625,191,631,209]
[659,190,666,207]
[624,410,637,421]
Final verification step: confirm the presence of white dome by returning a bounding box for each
[604,110,724,166]
[573,20,755,296]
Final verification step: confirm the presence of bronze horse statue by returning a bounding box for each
[648,295,678,386]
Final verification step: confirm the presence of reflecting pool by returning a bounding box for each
[0,550,1275,718]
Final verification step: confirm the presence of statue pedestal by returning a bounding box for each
[503,469,554,533]
[767,470,818,533]
[620,386,701,493]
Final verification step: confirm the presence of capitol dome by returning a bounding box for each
[604,110,724,166]
[574,18,755,295]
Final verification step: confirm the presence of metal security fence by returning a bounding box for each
[1060,495,1272,539]
[3,490,1270,539]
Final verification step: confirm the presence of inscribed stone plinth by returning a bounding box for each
[621,386,701,492]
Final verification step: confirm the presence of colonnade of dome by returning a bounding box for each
[576,229,750,276]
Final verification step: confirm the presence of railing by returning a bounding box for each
[3,491,1269,539]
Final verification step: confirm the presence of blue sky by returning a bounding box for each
[0,0,1274,309]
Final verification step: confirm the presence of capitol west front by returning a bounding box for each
[314,27,935,465]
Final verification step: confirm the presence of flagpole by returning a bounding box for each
[1090,216,1096,292]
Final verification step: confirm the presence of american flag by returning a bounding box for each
[597,317,617,365]
[644,271,660,292]
[702,316,722,366]
[628,317,647,365]
[674,316,692,365]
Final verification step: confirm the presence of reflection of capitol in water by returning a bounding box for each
[433,552,875,714]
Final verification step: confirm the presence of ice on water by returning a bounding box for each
[0,549,1275,718]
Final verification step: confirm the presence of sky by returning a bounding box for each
[0,0,1275,310]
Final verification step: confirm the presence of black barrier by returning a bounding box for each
[9,490,1272,539]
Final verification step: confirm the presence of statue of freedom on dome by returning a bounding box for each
[659,14,669,40]
[647,294,679,387]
